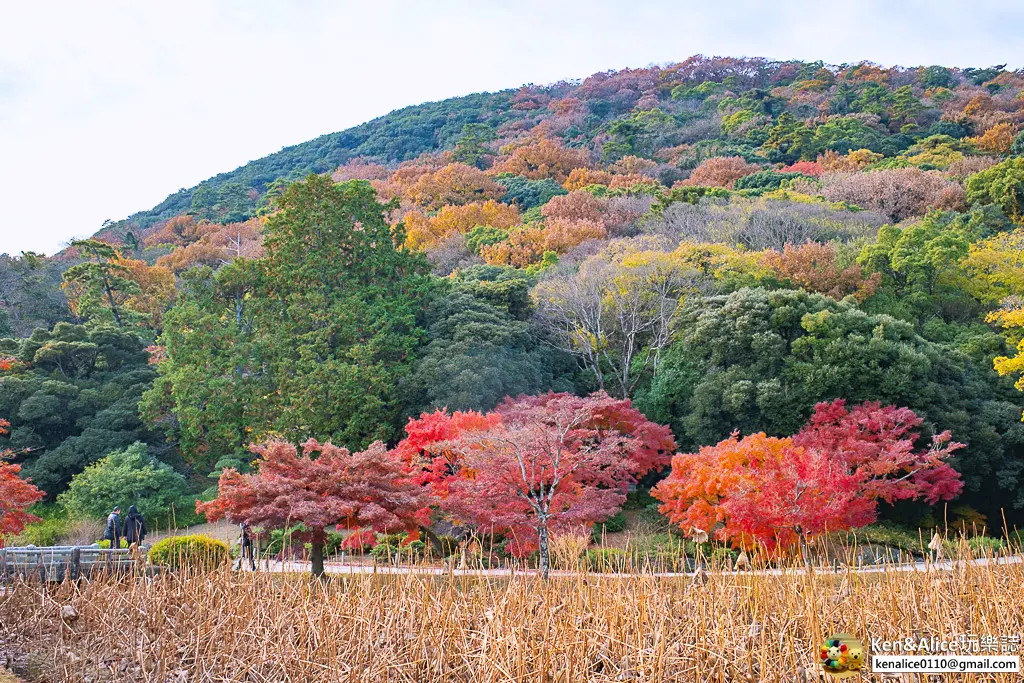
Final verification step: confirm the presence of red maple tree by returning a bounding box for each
[497,392,676,475]
[0,419,44,545]
[199,439,432,577]
[428,392,669,577]
[653,400,964,554]
[394,408,502,494]
[397,392,675,496]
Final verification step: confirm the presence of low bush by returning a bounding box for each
[148,534,230,571]
[593,511,627,536]
[841,523,925,553]
[965,536,1004,556]
[9,504,71,547]
[370,534,425,562]
[57,443,188,525]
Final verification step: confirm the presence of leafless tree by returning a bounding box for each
[535,252,706,398]
[643,197,885,250]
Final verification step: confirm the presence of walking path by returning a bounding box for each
[254,552,1023,578]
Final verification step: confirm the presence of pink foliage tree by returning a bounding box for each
[435,392,672,577]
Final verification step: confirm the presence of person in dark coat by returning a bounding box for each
[122,505,147,546]
[235,522,256,571]
[104,506,122,548]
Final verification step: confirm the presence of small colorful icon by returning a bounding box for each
[819,634,864,678]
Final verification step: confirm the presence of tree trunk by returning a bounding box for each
[310,537,326,580]
[538,521,550,580]
[104,279,123,327]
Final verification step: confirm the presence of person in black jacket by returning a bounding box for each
[122,505,147,546]
[104,506,122,548]
[234,522,256,571]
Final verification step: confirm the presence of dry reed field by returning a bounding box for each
[2,555,1024,683]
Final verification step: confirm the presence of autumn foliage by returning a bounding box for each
[682,156,761,188]
[403,200,520,250]
[0,419,44,542]
[404,163,505,210]
[492,138,593,183]
[764,242,881,301]
[397,392,675,562]
[200,438,432,575]
[653,400,963,551]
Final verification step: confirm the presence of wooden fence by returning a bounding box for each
[0,545,141,581]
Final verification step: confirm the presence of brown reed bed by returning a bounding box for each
[2,551,1023,683]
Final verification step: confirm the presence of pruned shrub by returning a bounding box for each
[148,534,230,571]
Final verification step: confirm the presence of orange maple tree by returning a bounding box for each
[764,242,881,302]
[654,400,963,552]
[0,419,44,544]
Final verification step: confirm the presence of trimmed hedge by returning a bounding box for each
[148,534,230,571]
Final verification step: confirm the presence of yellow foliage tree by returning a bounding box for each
[990,305,1024,396]
[670,242,770,286]
[112,256,177,328]
[962,229,1024,304]
[972,228,1024,411]
[404,200,520,250]
[969,122,1017,156]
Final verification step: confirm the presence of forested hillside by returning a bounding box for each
[4,54,1024,539]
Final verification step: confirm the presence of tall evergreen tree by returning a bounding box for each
[145,175,431,468]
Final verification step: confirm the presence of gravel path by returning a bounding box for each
[252,551,1023,578]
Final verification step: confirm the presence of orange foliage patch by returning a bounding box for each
[491,138,592,183]
[403,200,520,251]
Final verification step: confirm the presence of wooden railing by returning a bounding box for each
[0,545,142,581]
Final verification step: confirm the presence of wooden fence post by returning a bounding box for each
[71,548,81,581]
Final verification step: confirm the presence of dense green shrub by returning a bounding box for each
[58,442,188,523]
[733,170,807,191]
[495,174,567,209]
[592,511,628,541]
[148,534,229,571]
[0,323,158,496]
[9,504,71,547]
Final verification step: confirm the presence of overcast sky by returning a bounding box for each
[1,1,1022,255]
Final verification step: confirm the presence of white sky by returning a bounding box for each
[1,0,1022,255]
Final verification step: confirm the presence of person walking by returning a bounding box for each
[235,522,256,571]
[104,506,122,549]
[122,505,147,547]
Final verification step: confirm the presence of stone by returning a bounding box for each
[735,551,751,571]
[60,604,78,624]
